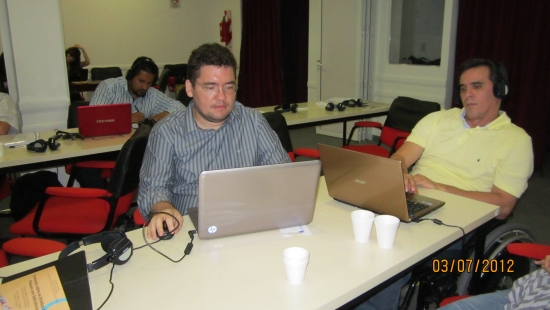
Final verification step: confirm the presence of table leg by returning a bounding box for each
[342,122,347,146]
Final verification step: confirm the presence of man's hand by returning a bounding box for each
[147,201,183,240]
[132,112,145,124]
[535,255,550,275]
[403,173,418,194]
[413,174,443,191]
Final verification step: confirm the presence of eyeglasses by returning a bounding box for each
[195,81,238,95]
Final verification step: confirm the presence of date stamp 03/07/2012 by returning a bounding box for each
[432,259,515,273]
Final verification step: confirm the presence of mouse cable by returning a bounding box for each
[414,218,467,258]
[138,211,196,262]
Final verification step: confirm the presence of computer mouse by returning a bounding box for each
[157,221,174,240]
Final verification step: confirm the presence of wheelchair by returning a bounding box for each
[399,221,537,309]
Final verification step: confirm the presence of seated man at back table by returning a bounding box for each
[356,59,534,310]
[90,56,183,123]
[0,92,21,135]
[137,43,291,240]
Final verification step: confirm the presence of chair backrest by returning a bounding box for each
[262,112,293,153]
[384,96,441,132]
[91,67,123,80]
[177,87,192,107]
[106,123,152,197]
[67,101,90,128]
[158,64,187,92]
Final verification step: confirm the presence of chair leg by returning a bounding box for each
[346,126,358,146]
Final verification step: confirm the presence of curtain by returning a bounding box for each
[454,0,550,171]
[238,0,284,108]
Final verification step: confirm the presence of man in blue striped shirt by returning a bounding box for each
[90,57,183,124]
[138,43,291,240]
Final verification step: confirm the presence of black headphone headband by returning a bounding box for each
[59,230,133,272]
[126,57,158,85]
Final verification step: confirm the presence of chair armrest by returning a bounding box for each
[294,148,320,159]
[507,243,550,260]
[45,187,111,198]
[74,160,116,169]
[352,121,383,129]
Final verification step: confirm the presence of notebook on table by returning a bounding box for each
[186,160,322,240]
[318,144,445,222]
[77,103,132,137]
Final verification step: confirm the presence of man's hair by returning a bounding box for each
[456,58,509,88]
[126,57,159,85]
[187,43,237,85]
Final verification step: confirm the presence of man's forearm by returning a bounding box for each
[435,183,516,220]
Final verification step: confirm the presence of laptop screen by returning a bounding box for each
[78,104,132,137]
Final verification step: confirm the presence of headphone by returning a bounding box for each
[454,60,509,105]
[126,57,159,85]
[342,98,364,107]
[325,101,346,111]
[59,230,133,273]
[26,136,61,152]
[274,103,298,113]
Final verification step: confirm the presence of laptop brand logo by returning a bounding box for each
[96,119,115,123]
[208,226,218,234]
[354,179,366,185]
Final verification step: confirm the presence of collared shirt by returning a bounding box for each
[90,76,183,118]
[406,108,533,197]
[0,93,20,134]
[137,101,292,218]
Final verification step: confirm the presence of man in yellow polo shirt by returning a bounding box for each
[391,58,533,220]
[356,60,533,310]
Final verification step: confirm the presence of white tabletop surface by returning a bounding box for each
[0,177,499,309]
[256,101,390,127]
[0,129,133,169]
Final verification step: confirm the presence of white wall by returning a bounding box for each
[60,0,241,71]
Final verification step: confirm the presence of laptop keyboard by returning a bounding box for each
[407,200,430,217]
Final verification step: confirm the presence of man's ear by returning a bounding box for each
[185,80,194,98]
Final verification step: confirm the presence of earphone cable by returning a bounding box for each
[96,262,116,310]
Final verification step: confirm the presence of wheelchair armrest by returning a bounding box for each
[507,243,550,260]
[45,187,111,198]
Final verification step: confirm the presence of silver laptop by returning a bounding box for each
[187,160,322,239]
[318,144,445,222]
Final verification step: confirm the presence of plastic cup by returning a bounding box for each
[351,210,375,242]
[283,247,309,284]
[374,215,400,248]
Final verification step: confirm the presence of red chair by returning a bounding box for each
[439,243,550,307]
[262,112,320,162]
[343,96,440,157]
[0,249,7,268]
[8,125,151,239]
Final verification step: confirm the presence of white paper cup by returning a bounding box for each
[351,210,375,242]
[283,247,309,284]
[0,143,4,156]
[374,215,400,248]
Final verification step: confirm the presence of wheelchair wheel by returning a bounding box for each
[456,223,537,295]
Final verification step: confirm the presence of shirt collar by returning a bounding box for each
[460,108,509,129]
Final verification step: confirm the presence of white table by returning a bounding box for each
[0,129,132,172]
[0,177,499,309]
[256,101,390,144]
